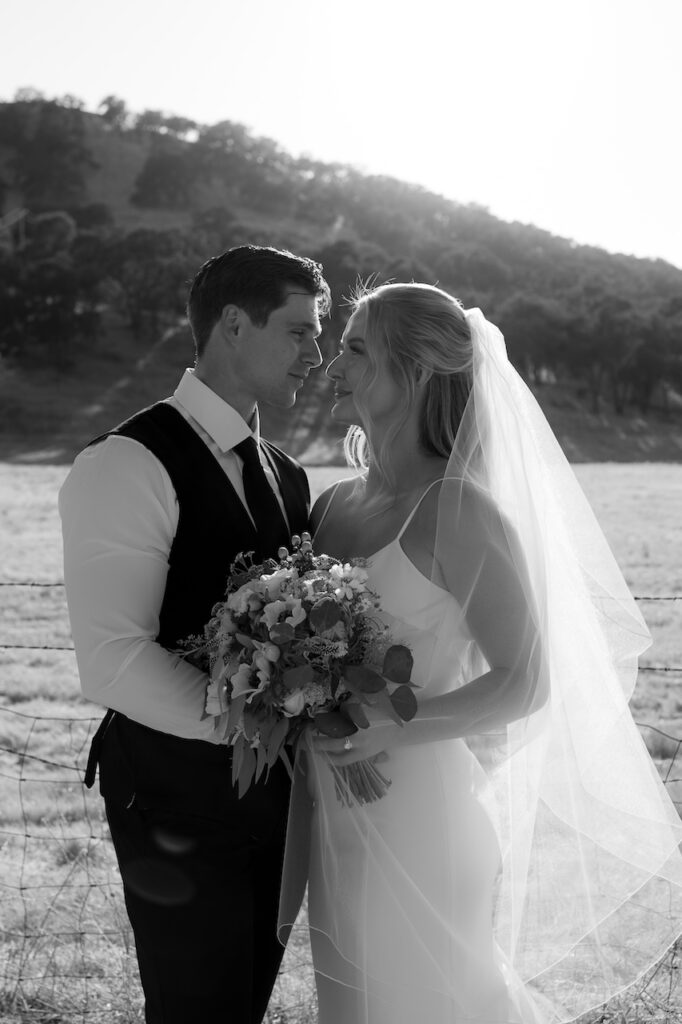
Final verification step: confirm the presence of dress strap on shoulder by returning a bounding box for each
[395,478,443,540]
[312,480,345,541]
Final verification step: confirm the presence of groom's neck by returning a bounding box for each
[194,366,257,425]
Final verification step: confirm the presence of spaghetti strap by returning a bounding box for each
[312,480,345,541]
[395,478,443,541]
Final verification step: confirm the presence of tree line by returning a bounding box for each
[0,90,681,416]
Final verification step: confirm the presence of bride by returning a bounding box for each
[279,283,682,1023]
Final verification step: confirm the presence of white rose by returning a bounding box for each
[252,652,271,677]
[230,663,256,699]
[261,568,292,599]
[285,599,307,628]
[227,585,255,615]
[263,599,288,629]
[262,642,281,662]
[282,690,306,717]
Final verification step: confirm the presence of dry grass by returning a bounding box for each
[0,462,680,1022]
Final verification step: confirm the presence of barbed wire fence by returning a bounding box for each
[1,582,681,1023]
[0,579,316,1024]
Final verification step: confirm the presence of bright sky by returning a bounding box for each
[3,0,681,268]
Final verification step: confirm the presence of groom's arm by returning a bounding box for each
[59,435,226,743]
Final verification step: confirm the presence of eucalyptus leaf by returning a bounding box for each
[344,665,386,693]
[309,596,344,633]
[341,700,371,730]
[283,664,315,690]
[314,711,357,738]
[382,644,414,684]
[390,684,418,722]
[337,674,363,699]
[269,622,295,644]
[365,687,405,726]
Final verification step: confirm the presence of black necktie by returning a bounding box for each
[233,436,290,561]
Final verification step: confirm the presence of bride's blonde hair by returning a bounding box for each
[344,282,473,498]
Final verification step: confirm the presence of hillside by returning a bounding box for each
[0,95,681,464]
[0,311,679,466]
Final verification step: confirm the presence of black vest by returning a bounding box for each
[88,401,310,816]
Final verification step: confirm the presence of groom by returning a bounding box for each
[59,245,331,1023]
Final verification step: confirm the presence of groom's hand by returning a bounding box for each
[209,711,236,745]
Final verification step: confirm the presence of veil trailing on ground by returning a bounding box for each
[279,308,682,1022]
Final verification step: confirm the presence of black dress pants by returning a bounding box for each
[104,759,291,1024]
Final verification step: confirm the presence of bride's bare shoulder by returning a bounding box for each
[310,475,362,529]
[415,476,507,544]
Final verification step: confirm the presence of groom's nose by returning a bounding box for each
[301,335,323,368]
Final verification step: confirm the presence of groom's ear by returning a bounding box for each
[218,304,244,344]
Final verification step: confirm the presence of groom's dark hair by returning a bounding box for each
[187,244,331,357]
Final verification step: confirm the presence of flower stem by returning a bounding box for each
[333,757,392,805]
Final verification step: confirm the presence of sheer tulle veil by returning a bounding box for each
[279,305,682,1021]
[440,309,682,1014]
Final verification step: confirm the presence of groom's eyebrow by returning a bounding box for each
[288,318,321,336]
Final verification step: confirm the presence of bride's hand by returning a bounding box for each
[312,711,404,766]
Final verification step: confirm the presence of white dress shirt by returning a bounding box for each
[59,370,289,742]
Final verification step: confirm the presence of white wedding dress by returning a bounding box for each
[304,492,542,1024]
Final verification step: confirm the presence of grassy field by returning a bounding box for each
[0,462,681,1022]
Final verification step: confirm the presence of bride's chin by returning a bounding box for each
[329,401,357,426]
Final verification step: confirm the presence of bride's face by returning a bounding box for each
[326,306,404,429]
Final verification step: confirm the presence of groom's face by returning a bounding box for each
[232,289,323,407]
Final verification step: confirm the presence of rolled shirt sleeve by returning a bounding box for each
[59,435,224,742]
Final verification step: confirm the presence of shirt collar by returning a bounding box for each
[174,369,260,452]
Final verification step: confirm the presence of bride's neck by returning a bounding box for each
[363,441,444,503]
[359,413,445,504]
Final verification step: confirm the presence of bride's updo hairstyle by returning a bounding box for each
[344,282,473,494]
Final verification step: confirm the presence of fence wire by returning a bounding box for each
[1,581,681,1023]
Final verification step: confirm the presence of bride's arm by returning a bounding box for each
[398,500,547,746]
[317,484,548,763]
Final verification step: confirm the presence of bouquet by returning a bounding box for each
[182,533,417,803]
